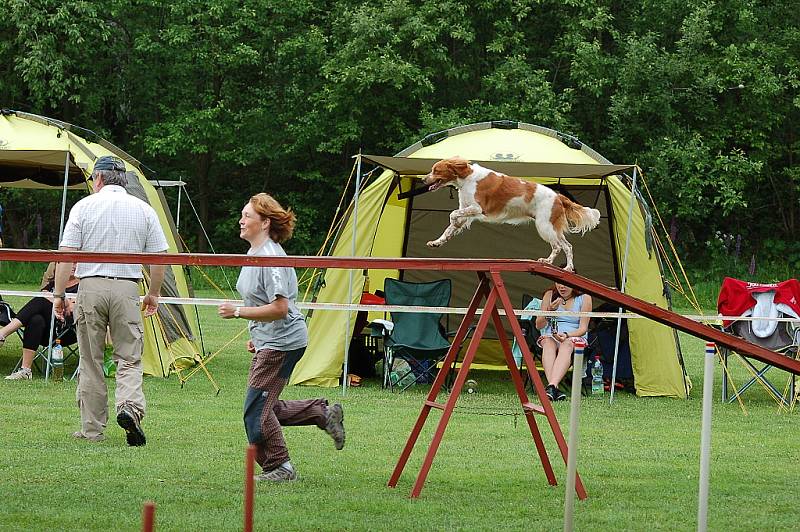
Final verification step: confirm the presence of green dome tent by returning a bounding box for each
[292,121,689,398]
[0,109,202,377]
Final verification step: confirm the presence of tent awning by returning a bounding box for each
[0,150,87,188]
[360,154,635,179]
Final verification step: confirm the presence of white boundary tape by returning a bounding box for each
[3,289,798,323]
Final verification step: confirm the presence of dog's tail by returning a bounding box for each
[560,195,601,235]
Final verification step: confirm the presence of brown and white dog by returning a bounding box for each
[422,157,601,271]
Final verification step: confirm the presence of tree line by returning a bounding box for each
[1,0,798,268]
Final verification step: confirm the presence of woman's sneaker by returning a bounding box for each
[324,403,345,450]
[5,367,32,380]
[553,387,568,401]
[255,464,298,482]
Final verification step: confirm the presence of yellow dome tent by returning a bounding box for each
[0,109,202,377]
[293,121,689,398]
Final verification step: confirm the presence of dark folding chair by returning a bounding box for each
[371,278,458,392]
[0,297,23,344]
[517,294,544,392]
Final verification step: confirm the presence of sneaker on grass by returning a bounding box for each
[255,464,298,482]
[5,367,32,380]
[324,403,345,450]
[116,408,146,447]
[545,384,556,402]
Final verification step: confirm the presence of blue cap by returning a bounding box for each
[93,156,126,172]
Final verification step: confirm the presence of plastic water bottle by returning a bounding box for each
[466,379,478,394]
[591,355,603,395]
[51,339,64,382]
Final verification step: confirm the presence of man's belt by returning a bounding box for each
[84,275,141,283]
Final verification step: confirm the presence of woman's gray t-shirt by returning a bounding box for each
[236,239,308,351]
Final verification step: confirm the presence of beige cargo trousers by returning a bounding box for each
[74,277,146,439]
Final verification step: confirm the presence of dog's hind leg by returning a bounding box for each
[560,237,575,271]
[534,218,562,265]
[539,242,561,265]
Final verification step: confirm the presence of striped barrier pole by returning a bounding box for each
[697,342,716,531]
[563,339,586,532]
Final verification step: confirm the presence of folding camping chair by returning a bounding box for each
[0,297,23,343]
[1,295,80,380]
[10,320,80,379]
[718,278,800,406]
[370,278,457,392]
[512,294,540,382]
[514,294,543,367]
[720,318,799,406]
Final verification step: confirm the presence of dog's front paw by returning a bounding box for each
[536,257,553,264]
[427,240,442,248]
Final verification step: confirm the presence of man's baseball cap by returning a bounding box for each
[93,155,126,172]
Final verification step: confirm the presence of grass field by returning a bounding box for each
[0,285,798,531]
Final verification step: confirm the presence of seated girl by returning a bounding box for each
[534,279,592,401]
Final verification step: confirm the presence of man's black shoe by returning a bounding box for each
[117,409,146,447]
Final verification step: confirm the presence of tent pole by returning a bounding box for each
[342,153,362,396]
[45,151,73,381]
[610,166,637,403]
[176,182,182,230]
[183,188,235,293]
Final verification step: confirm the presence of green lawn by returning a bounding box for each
[0,286,797,531]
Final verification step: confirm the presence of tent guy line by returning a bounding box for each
[0,289,794,323]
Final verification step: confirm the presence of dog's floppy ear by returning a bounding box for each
[448,156,472,178]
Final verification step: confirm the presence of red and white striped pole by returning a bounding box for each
[244,445,256,532]
[563,338,586,532]
[697,342,716,531]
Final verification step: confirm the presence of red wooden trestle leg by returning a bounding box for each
[388,270,587,500]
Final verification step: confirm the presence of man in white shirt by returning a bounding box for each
[53,155,168,446]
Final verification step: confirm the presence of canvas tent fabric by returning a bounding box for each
[291,121,688,398]
[0,110,202,377]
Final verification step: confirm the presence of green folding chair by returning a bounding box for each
[371,278,453,391]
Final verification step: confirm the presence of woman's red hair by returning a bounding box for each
[250,193,296,243]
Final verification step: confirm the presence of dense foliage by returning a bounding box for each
[1,0,798,266]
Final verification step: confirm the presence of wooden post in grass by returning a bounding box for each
[142,501,155,532]
[245,445,256,532]
[563,339,586,532]
[697,342,716,532]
